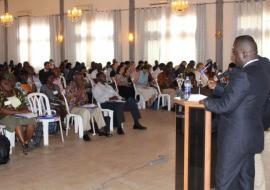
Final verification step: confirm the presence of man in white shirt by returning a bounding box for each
[92,72,146,135]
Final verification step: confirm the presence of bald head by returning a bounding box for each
[233,35,258,67]
[234,35,258,54]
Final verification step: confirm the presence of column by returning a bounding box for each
[60,0,65,61]
[215,0,223,70]
[4,0,8,62]
[129,0,135,62]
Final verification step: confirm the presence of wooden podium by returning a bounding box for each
[175,97,213,190]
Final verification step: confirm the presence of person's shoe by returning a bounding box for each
[27,141,35,151]
[117,128,125,135]
[98,130,113,137]
[22,144,28,155]
[83,134,91,141]
[133,124,147,130]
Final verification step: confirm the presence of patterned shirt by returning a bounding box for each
[0,89,26,119]
[65,81,88,110]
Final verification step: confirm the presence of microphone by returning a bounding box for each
[200,59,213,75]
[216,70,229,81]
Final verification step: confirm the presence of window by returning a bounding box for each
[18,17,50,70]
[75,13,114,65]
[136,8,197,65]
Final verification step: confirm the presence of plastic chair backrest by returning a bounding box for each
[27,92,52,116]
[60,75,67,88]
[176,78,184,90]
[154,79,162,95]
[112,78,119,93]
[61,92,71,115]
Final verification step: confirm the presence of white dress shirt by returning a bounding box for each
[92,82,122,103]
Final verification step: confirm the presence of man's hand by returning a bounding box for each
[109,96,119,101]
[208,80,217,90]
[199,99,205,104]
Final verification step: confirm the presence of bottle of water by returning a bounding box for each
[184,76,192,100]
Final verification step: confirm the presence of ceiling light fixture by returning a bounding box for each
[171,0,189,13]
[67,7,82,22]
[0,12,14,27]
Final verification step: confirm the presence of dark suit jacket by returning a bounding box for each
[205,58,270,154]
[39,69,50,85]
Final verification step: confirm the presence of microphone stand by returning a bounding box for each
[199,62,212,94]
[198,74,202,95]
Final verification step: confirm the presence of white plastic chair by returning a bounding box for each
[154,79,171,111]
[112,78,119,94]
[96,102,114,133]
[27,92,64,146]
[61,93,84,138]
[176,77,184,91]
[60,75,67,89]
[131,79,146,109]
[0,125,15,154]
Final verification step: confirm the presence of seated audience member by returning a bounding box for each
[114,64,135,100]
[134,64,158,107]
[157,64,177,109]
[25,66,42,92]
[92,72,146,135]
[0,75,35,154]
[16,70,37,95]
[40,72,66,122]
[194,62,209,87]
[52,67,65,93]
[65,71,108,141]
[39,61,52,85]
[63,62,72,82]
[109,61,120,80]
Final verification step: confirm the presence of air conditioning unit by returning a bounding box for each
[75,4,93,11]
[16,10,32,17]
[150,0,170,6]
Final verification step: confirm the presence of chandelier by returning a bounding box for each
[67,7,82,22]
[0,12,14,27]
[171,0,189,13]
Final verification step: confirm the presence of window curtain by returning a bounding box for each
[17,16,51,70]
[65,11,115,67]
[7,19,19,63]
[262,1,270,57]
[236,0,264,55]
[113,10,122,62]
[49,15,61,66]
[135,6,197,66]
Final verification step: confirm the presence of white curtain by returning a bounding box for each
[65,11,115,67]
[7,19,19,63]
[49,15,61,66]
[17,16,51,70]
[195,4,207,63]
[236,0,264,55]
[113,10,122,62]
[135,6,197,66]
[262,1,270,57]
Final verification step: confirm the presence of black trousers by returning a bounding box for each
[124,98,141,124]
[101,99,141,129]
[101,102,125,129]
[215,148,255,190]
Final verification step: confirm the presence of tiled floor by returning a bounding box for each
[0,109,269,190]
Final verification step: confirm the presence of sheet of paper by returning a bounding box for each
[81,104,98,109]
[14,112,36,118]
[7,96,22,109]
[187,94,207,102]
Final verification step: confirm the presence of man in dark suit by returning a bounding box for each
[39,61,51,85]
[201,35,270,190]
